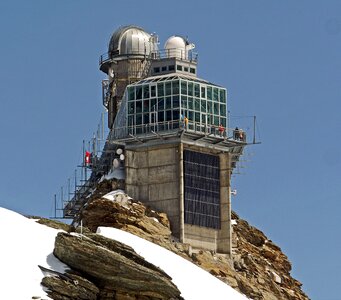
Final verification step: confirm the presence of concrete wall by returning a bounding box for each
[125,143,181,238]
[125,142,232,256]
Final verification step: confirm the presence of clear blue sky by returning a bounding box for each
[0,1,340,299]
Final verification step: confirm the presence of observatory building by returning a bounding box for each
[98,25,247,256]
[64,25,248,257]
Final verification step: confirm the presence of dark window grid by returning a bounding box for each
[143,85,150,99]
[184,201,221,215]
[128,87,135,101]
[172,80,180,95]
[184,192,220,204]
[188,82,194,96]
[136,86,143,100]
[219,89,227,103]
[184,207,221,218]
[213,88,219,101]
[194,84,200,97]
[165,82,172,96]
[185,215,220,229]
[181,80,188,94]
[157,83,164,97]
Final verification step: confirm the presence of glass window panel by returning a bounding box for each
[207,101,212,114]
[136,113,142,125]
[136,100,142,113]
[181,95,187,109]
[161,66,167,72]
[166,96,172,109]
[194,98,200,111]
[151,99,157,111]
[173,110,180,121]
[177,65,183,71]
[220,104,226,117]
[221,117,226,128]
[128,115,134,126]
[190,68,196,74]
[184,67,189,72]
[168,65,175,71]
[188,97,193,110]
[128,87,135,101]
[173,95,179,108]
[213,88,219,101]
[136,86,142,100]
[158,111,164,122]
[165,82,172,96]
[151,85,156,97]
[201,86,206,98]
[143,113,149,124]
[188,111,194,121]
[181,81,187,95]
[195,112,200,122]
[207,86,212,100]
[220,89,226,103]
[201,100,207,112]
[157,83,164,97]
[128,102,135,114]
[172,80,179,94]
[188,82,193,96]
[214,102,219,115]
[143,85,149,99]
[158,98,165,110]
[166,110,172,121]
[194,84,200,97]
[207,114,212,124]
[214,116,219,126]
[143,100,149,113]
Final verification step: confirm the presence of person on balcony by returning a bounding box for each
[218,124,224,137]
[184,116,189,131]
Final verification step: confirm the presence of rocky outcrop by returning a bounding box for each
[75,192,309,300]
[39,183,309,300]
[46,232,182,300]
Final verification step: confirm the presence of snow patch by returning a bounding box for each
[97,227,249,300]
[0,207,68,299]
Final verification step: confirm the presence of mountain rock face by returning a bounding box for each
[39,179,309,299]
[40,229,182,300]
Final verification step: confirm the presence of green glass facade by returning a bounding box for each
[126,76,227,133]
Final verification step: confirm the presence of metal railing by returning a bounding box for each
[109,119,247,142]
[99,48,198,65]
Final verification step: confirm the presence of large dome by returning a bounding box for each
[108,25,158,57]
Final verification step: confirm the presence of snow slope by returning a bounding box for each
[0,207,68,299]
[98,227,249,300]
[0,207,248,299]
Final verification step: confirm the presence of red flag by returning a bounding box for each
[85,151,91,164]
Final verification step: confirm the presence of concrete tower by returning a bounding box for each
[99,25,247,257]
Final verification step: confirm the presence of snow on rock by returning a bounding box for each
[102,189,131,201]
[98,227,249,300]
[0,207,68,300]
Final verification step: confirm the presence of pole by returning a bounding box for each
[253,116,256,144]
[74,169,77,201]
[54,194,57,219]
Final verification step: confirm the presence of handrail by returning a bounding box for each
[99,48,198,65]
[109,119,247,142]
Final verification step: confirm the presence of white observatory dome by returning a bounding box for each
[108,25,158,57]
[164,36,195,59]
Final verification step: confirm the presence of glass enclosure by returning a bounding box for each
[125,75,227,134]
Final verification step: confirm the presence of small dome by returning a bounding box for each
[164,36,195,59]
[108,25,158,57]
[164,36,187,51]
